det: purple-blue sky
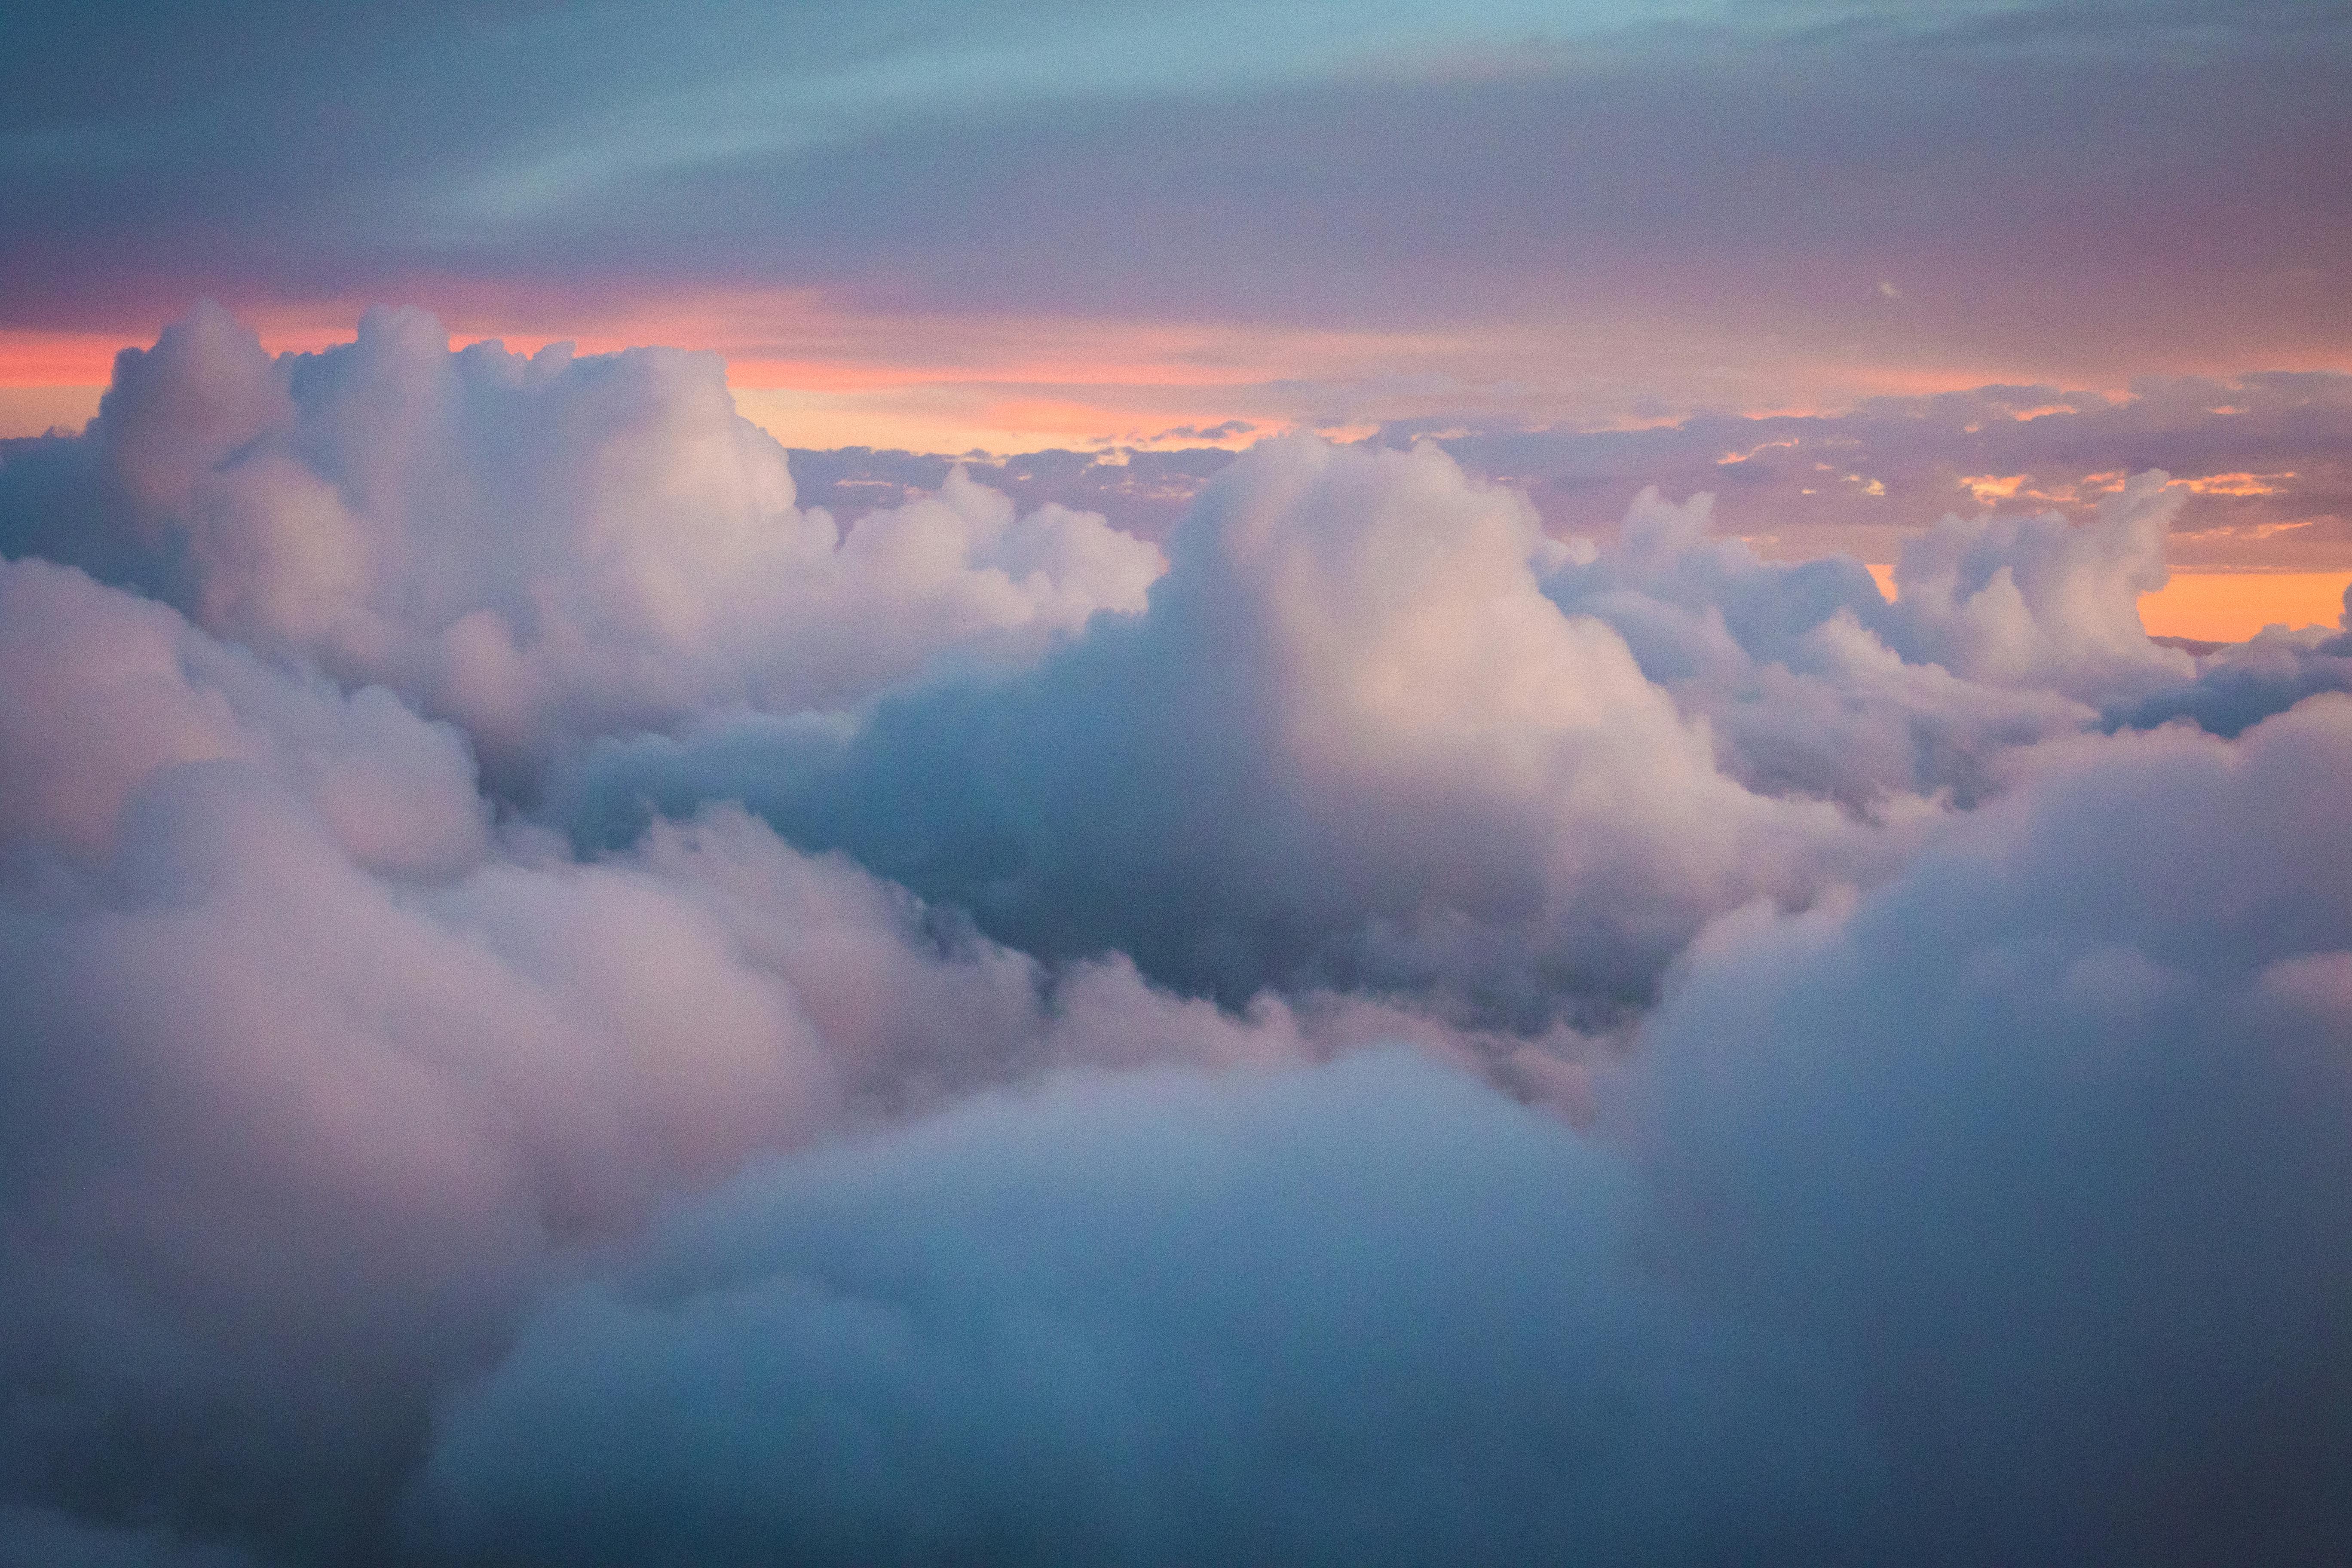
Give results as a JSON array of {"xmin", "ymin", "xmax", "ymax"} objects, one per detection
[{"xmin": 5, "ymin": 1, "xmax": 2348, "ymax": 538}]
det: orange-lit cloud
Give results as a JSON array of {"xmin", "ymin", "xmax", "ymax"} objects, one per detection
[{"xmin": 2177, "ymin": 471, "xmax": 2296, "ymax": 496}]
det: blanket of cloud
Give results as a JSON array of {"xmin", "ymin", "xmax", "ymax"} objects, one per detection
[{"xmin": 1, "ymin": 310, "xmax": 2350, "ymax": 1565}]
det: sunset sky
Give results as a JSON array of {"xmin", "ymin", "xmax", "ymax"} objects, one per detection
[
  {"xmin": 6, "ymin": 0, "xmax": 2349, "ymax": 632},
  {"xmin": 4, "ymin": 7, "xmax": 2352, "ymax": 1565}
]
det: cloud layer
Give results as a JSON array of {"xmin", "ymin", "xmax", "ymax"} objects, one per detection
[
  {"xmin": 0, "ymin": 309, "xmax": 2347, "ymax": 1565},
  {"xmin": 789, "ymin": 369, "xmax": 2352, "ymax": 574}
]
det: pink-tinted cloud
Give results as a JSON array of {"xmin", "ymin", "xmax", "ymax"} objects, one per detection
[{"xmin": 0, "ymin": 301, "xmax": 2348, "ymax": 1567}]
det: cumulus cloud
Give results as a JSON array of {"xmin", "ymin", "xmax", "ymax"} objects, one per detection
[
  {"xmin": 423, "ymin": 705, "xmax": 2352, "ymax": 1568},
  {"xmin": 1631, "ymin": 693, "xmax": 2352, "ymax": 1564},
  {"xmin": 0, "ymin": 304, "xmax": 1162, "ymax": 787},
  {"xmin": 563, "ymin": 436, "xmax": 1895, "ymax": 1020},
  {"xmin": 572, "ymin": 440, "xmax": 2214, "ymax": 1013},
  {"xmin": 0, "ymin": 556, "xmax": 485, "ymax": 872},
  {"xmin": 1883, "ymin": 471, "xmax": 2191, "ymax": 696},
  {"xmin": 2, "ymin": 307, "xmax": 2348, "ymax": 1565},
  {"xmin": 1535, "ymin": 485, "xmax": 2092, "ymax": 805},
  {"xmin": 415, "ymin": 1053, "xmax": 1877, "ymax": 1568},
  {"xmin": 0, "ymin": 560, "xmax": 1404, "ymax": 1561}
]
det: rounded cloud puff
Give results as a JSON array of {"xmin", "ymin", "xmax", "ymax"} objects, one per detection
[
  {"xmin": 1, "ymin": 304, "xmax": 1164, "ymax": 786},
  {"xmin": 416, "ymin": 1053, "xmax": 1876, "ymax": 1568},
  {"xmin": 1885, "ymin": 469, "xmax": 2195, "ymax": 701},
  {"xmin": 1538, "ymin": 486, "xmax": 2096, "ymax": 805},
  {"xmin": 567, "ymin": 437, "xmax": 1888, "ymax": 1019},
  {"xmin": 0, "ymin": 556, "xmax": 486, "ymax": 873},
  {"xmin": 1633, "ymin": 694, "xmax": 2352, "ymax": 1563}
]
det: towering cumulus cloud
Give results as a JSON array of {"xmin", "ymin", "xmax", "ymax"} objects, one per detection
[
  {"xmin": 564, "ymin": 438, "xmax": 1887, "ymax": 1018},
  {"xmin": 0, "ymin": 308, "xmax": 2346, "ymax": 1565}
]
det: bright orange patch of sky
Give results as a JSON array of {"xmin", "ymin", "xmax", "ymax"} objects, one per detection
[
  {"xmin": 1865, "ymin": 564, "xmax": 2352, "ymax": 645},
  {"xmin": 2137, "ymin": 573, "xmax": 2352, "ymax": 643}
]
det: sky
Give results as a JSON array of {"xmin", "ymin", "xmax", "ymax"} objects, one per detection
[
  {"xmin": 5, "ymin": 0, "xmax": 2350, "ymax": 617},
  {"xmin": 3, "ymin": 6, "xmax": 2352, "ymax": 1566}
]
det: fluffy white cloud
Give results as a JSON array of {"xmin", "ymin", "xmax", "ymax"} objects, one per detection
[
  {"xmin": 564, "ymin": 437, "xmax": 1903, "ymax": 1018},
  {"xmin": 1537, "ymin": 486, "xmax": 2094, "ymax": 805},
  {"xmin": 2, "ymin": 309, "xmax": 2346, "ymax": 1565},
  {"xmin": 0, "ymin": 556, "xmax": 485, "ymax": 872},
  {"xmin": 422, "ymin": 696, "xmax": 2352, "ymax": 1567},
  {"xmin": 0, "ymin": 562, "xmax": 1448, "ymax": 1561},
  {"xmin": 1883, "ymin": 469, "xmax": 2194, "ymax": 701},
  {"xmin": 0, "ymin": 304, "xmax": 1162, "ymax": 785}
]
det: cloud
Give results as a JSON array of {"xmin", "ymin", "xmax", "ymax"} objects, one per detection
[
  {"xmin": 415, "ymin": 1051, "xmax": 1879, "ymax": 1568},
  {"xmin": 771, "ymin": 370, "xmax": 2352, "ymax": 575},
  {"xmin": 566, "ymin": 437, "xmax": 2205, "ymax": 1013},
  {"xmin": 781, "ymin": 444, "xmax": 1241, "ymax": 543},
  {"xmin": 1407, "ymin": 372, "xmax": 2352, "ymax": 571},
  {"xmin": 1630, "ymin": 693, "xmax": 2352, "ymax": 1562},
  {"xmin": 0, "ymin": 557, "xmax": 1428, "ymax": 1560},
  {"xmin": 5, "ymin": 0, "xmax": 2346, "ymax": 422},
  {"xmin": 1533, "ymin": 484, "xmax": 2095, "ymax": 805},
  {"xmin": 0, "ymin": 305, "xmax": 1162, "ymax": 788},
  {"xmin": 2109, "ymin": 585, "xmax": 2352, "ymax": 736},
  {"xmin": 1, "ymin": 306, "xmax": 2349, "ymax": 1563},
  {"xmin": 0, "ymin": 555, "xmax": 485, "ymax": 871},
  {"xmin": 424, "ymin": 697, "xmax": 2352, "ymax": 1567},
  {"xmin": 561, "ymin": 435, "xmax": 1893, "ymax": 1020},
  {"xmin": 1881, "ymin": 470, "xmax": 2193, "ymax": 700}
]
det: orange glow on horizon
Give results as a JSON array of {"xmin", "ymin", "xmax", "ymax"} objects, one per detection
[
  {"xmin": 0, "ymin": 295, "xmax": 1468, "ymax": 453},
  {"xmin": 1864, "ymin": 564, "xmax": 2352, "ymax": 645},
  {"xmin": 9, "ymin": 293, "xmax": 2336, "ymax": 456},
  {"xmin": 2137, "ymin": 572, "xmax": 2352, "ymax": 643}
]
